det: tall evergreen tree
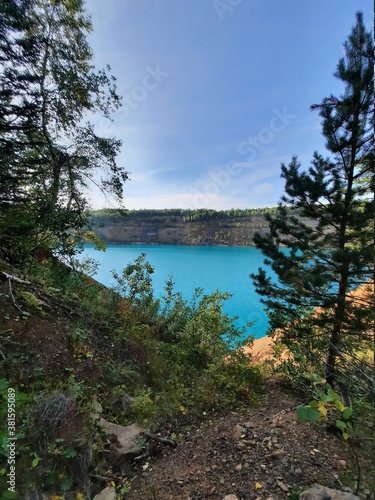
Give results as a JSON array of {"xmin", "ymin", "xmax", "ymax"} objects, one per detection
[
  {"xmin": 0, "ymin": 0, "xmax": 128, "ymax": 260},
  {"xmin": 251, "ymin": 12, "xmax": 374, "ymax": 393}
]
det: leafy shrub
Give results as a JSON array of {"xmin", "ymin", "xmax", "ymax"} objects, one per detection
[
  {"xmin": 21, "ymin": 291, "xmax": 43, "ymax": 314},
  {"xmin": 112, "ymin": 253, "xmax": 159, "ymax": 320},
  {"xmin": 111, "ymin": 254, "xmax": 261, "ymax": 416},
  {"xmin": 129, "ymin": 388, "xmax": 155, "ymax": 423}
]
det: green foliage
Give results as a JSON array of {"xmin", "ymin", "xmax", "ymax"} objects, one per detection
[
  {"xmin": 0, "ymin": 378, "xmax": 101, "ymax": 496},
  {"xmin": 91, "ymin": 207, "xmax": 280, "ymax": 224},
  {"xmin": 117, "ymin": 481, "xmax": 132, "ymax": 497},
  {"xmin": 106, "ymin": 361, "xmax": 140, "ymax": 386},
  {"xmin": 105, "ymin": 252, "xmax": 261, "ymax": 421},
  {"xmin": 297, "ymin": 376, "xmax": 354, "ymax": 440},
  {"xmin": 111, "ymin": 253, "xmax": 259, "ymax": 417},
  {"xmin": 68, "ymin": 326, "xmax": 87, "ymax": 344},
  {"xmin": 112, "ymin": 253, "xmax": 159, "ymax": 319},
  {"xmin": 130, "ymin": 388, "xmax": 155, "ymax": 423},
  {"xmin": 20, "ymin": 291, "xmax": 43, "ymax": 316},
  {"xmin": 288, "ymin": 485, "xmax": 303, "ymax": 500},
  {"xmin": 0, "ymin": 226, "xmax": 264, "ymax": 494},
  {"xmin": 251, "ymin": 13, "xmax": 374, "ymax": 396},
  {"xmin": 191, "ymin": 354, "xmax": 262, "ymax": 409},
  {"xmin": 0, "ymin": 0, "xmax": 128, "ymax": 262},
  {"xmin": 0, "ymin": 259, "xmax": 264, "ymax": 496}
]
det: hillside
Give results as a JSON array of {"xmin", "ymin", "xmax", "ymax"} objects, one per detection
[
  {"xmin": 127, "ymin": 376, "xmax": 366, "ymax": 500},
  {"xmin": 90, "ymin": 209, "xmax": 314, "ymax": 246},
  {"xmin": 0, "ymin": 257, "xmax": 373, "ymax": 498}
]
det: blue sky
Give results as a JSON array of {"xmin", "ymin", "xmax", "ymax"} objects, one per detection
[{"xmin": 85, "ymin": 0, "xmax": 372, "ymax": 210}]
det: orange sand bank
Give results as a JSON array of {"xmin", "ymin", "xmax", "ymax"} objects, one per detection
[
  {"xmin": 246, "ymin": 282, "xmax": 374, "ymax": 362},
  {"xmin": 246, "ymin": 335, "xmax": 275, "ymax": 362}
]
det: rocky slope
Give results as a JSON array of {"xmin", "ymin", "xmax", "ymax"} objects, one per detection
[
  {"xmin": 126, "ymin": 377, "xmax": 368, "ymax": 500},
  {"xmin": 1, "ymin": 260, "xmax": 372, "ymax": 499},
  {"xmin": 90, "ymin": 209, "xmax": 319, "ymax": 246},
  {"xmin": 91, "ymin": 212, "xmax": 270, "ymax": 246}
]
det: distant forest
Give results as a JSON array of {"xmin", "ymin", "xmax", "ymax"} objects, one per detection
[{"xmin": 91, "ymin": 207, "xmax": 281, "ymax": 223}]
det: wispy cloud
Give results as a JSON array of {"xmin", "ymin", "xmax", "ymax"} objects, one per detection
[{"xmin": 85, "ymin": 0, "xmax": 371, "ymax": 210}]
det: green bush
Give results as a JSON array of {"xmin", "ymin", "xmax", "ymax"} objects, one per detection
[{"xmin": 111, "ymin": 254, "xmax": 261, "ymax": 416}]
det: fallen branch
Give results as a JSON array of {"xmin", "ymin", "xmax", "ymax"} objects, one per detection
[
  {"xmin": 42, "ymin": 294, "xmax": 84, "ymax": 318},
  {"xmin": 2, "ymin": 272, "xmax": 30, "ymax": 285},
  {"xmin": 7, "ymin": 278, "xmax": 22, "ymax": 313},
  {"xmin": 143, "ymin": 431, "xmax": 177, "ymax": 448},
  {"xmin": 134, "ymin": 432, "xmax": 177, "ymax": 461},
  {"xmin": 134, "ymin": 450, "xmax": 152, "ymax": 461},
  {"xmin": 89, "ymin": 473, "xmax": 120, "ymax": 483},
  {"xmin": 0, "ymin": 329, "xmax": 13, "ymax": 335}
]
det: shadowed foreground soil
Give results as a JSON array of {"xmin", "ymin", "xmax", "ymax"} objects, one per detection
[{"xmin": 127, "ymin": 377, "xmax": 372, "ymax": 500}]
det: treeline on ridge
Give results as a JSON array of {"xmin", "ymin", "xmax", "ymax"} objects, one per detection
[{"xmin": 91, "ymin": 207, "xmax": 281, "ymax": 223}]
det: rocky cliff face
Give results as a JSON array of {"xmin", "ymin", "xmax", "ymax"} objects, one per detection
[{"xmin": 91, "ymin": 213, "xmax": 271, "ymax": 246}]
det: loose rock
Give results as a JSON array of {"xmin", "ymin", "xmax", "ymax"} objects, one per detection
[
  {"xmin": 232, "ymin": 424, "xmax": 244, "ymax": 439},
  {"xmin": 122, "ymin": 393, "xmax": 137, "ymax": 412},
  {"xmin": 276, "ymin": 479, "xmax": 289, "ymax": 492},
  {"xmin": 300, "ymin": 484, "xmax": 360, "ymax": 500},
  {"xmin": 93, "ymin": 486, "xmax": 116, "ymax": 500},
  {"xmin": 99, "ymin": 418, "xmax": 146, "ymax": 466}
]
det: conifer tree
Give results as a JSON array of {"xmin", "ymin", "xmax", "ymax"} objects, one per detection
[
  {"xmin": 251, "ymin": 12, "xmax": 374, "ymax": 392},
  {"xmin": 0, "ymin": 0, "xmax": 128, "ymax": 260}
]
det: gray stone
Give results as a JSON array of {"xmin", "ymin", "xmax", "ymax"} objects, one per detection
[
  {"xmin": 271, "ymin": 449, "xmax": 284, "ymax": 458},
  {"xmin": 276, "ymin": 480, "xmax": 289, "ymax": 492},
  {"xmin": 243, "ymin": 421, "xmax": 254, "ymax": 428},
  {"xmin": 93, "ymin": 486, "xmax": 116, "ymax": 500},
  {"xmin": 333, "ymin": 459, "xmax": 347, "ymax": 469},
  {"xmin": 223, "ymin": 495, "xmax": 239, "ymax": 500},
  {"xmin": 232, "ymin": 424, "xmax": 244, "ymax": 439},
  {"xmin": 99, "ymin": 418, "xmax": 146, "ymax": 466},
  {"xmin": 122, "ymin": 393, "xmax": 137, "ymax": 412},
  {"xmin": 91, "ymin": 398, "xmax": 103, "ymax": 415},
  {"xmin": 38, "ymin": 299, "xmax": 52, "ymax": 312},
  {"xmin": 300, "ymin": 484, "xmax": 360, "ymax": 500}
]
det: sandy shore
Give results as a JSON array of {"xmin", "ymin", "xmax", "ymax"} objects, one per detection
[
  {"xmin": 245, "ymin": 335, "xmax": 275, "ymax": 362},
  {"xmin": 245, "ymin": 282, "xmax": 374, "ymax": 363}
]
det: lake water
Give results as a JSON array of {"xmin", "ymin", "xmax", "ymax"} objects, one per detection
[{"xmin": 80, "ymin": 245, "xmax": 273, "ymax": 339}]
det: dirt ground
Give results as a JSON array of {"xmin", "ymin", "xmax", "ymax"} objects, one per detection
[
  {"xmin": 127, "ymin": 376, "xmax": 372, "ymax": 500},
  {"xmin": 126, "ymin": 284, "xmax": 374, "ymax": 500}
]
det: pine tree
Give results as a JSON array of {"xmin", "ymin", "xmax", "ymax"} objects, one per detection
[{"xmin": 251, "ymin": 12, "xmax": 374, "ymax": 393}]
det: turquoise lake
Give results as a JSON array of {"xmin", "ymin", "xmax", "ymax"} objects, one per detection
[{"xmin": 80, "ymin": 245, "xmax": 274, "ymax": 340}]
